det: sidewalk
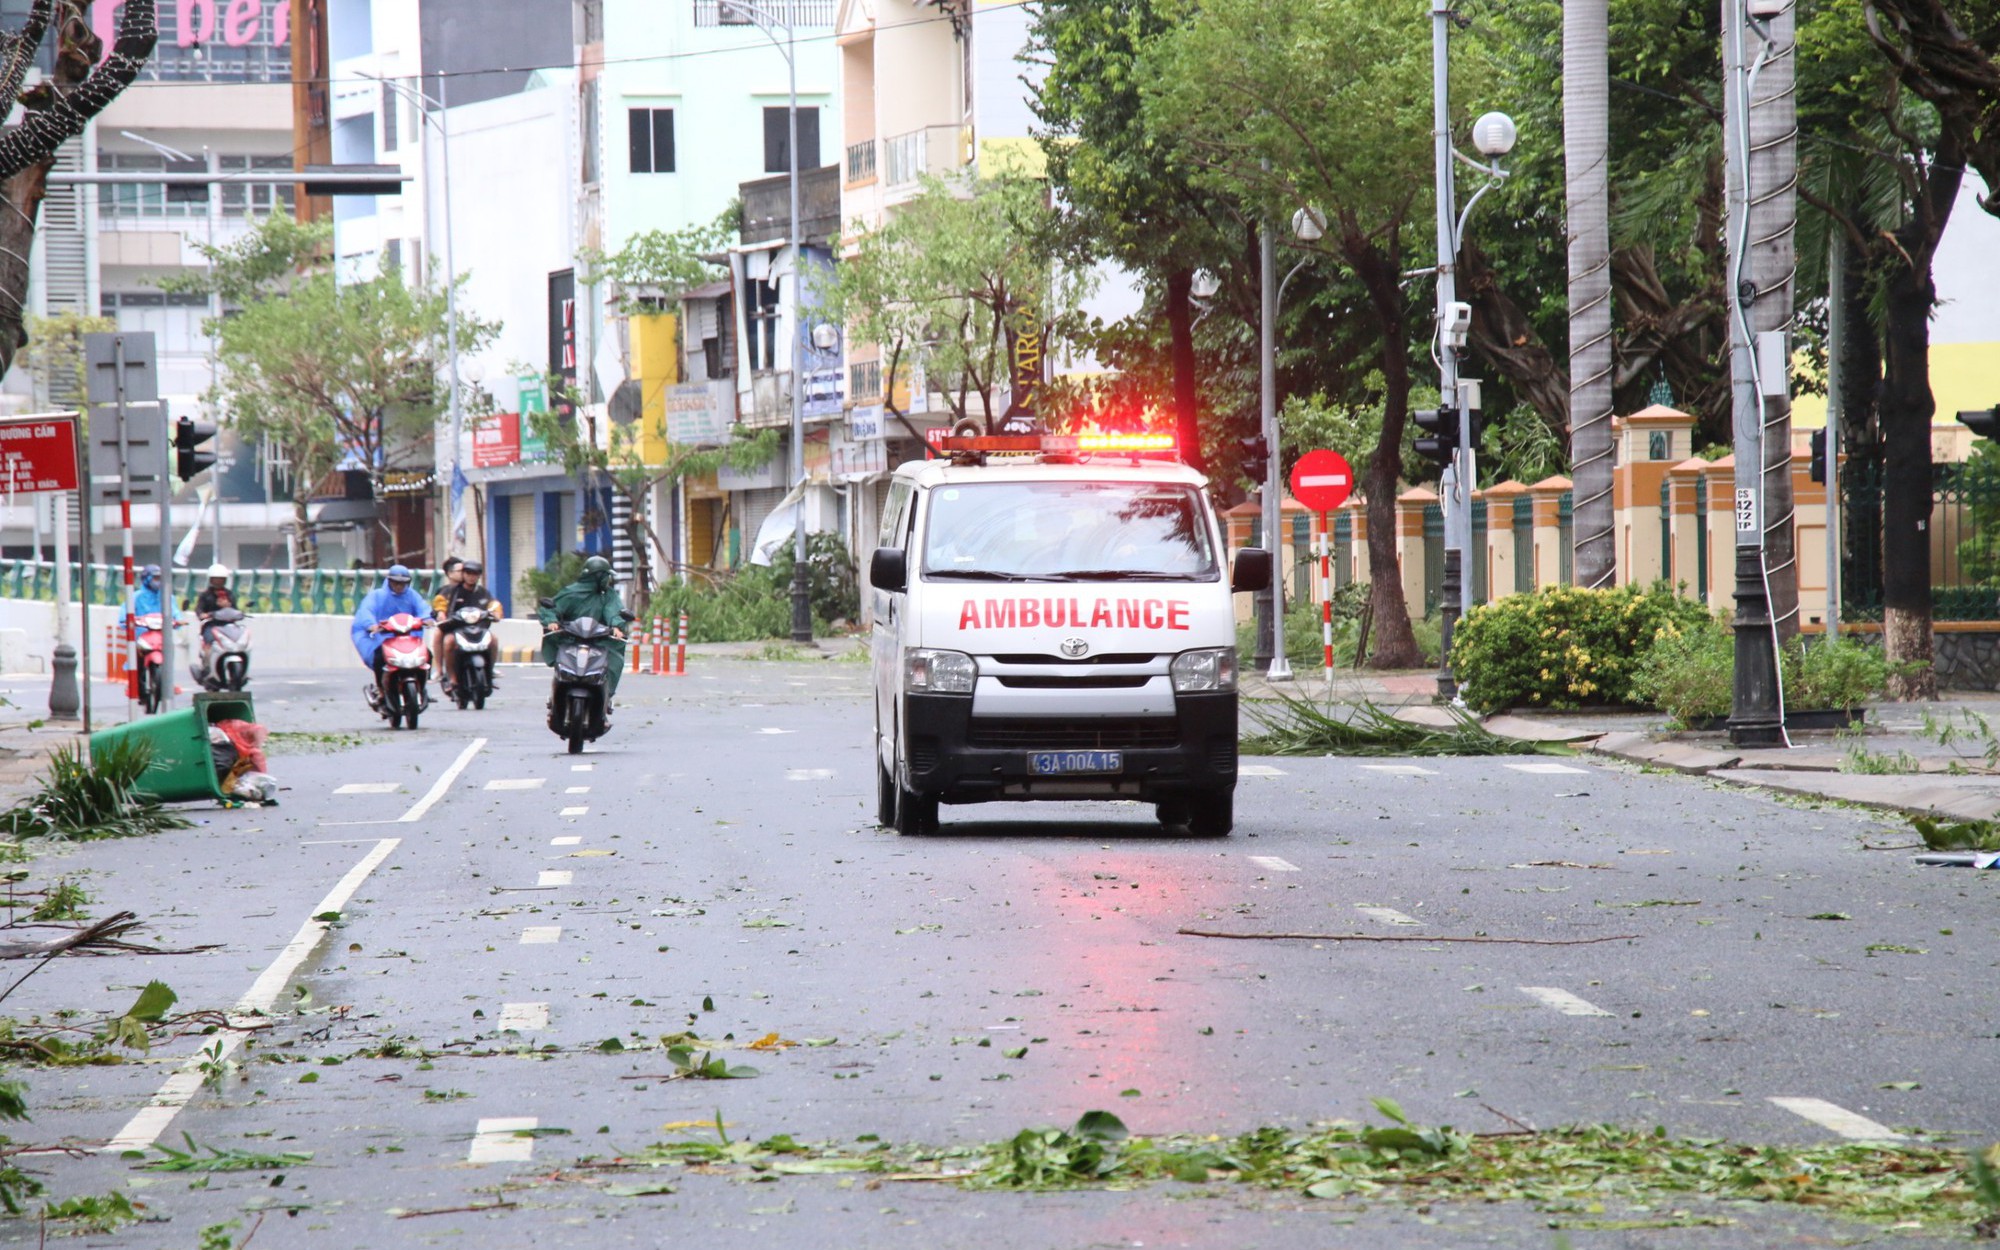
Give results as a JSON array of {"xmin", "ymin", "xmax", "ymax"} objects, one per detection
[{"xmin": 0, "ymin": 719, "xmax": 86, "ymax": 808}]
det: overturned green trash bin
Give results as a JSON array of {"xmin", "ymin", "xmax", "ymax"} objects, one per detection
[{"xmin": 87, "ymin": 692, "xmax": 256, "ymax": 803}]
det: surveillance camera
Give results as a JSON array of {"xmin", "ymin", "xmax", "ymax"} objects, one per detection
[{"xmin": 1441, "ymin": 300, "xmax": 1472, "ymax": 348}]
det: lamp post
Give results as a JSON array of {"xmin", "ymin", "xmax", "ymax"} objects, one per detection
[
  {"xmin": 1255, "ymin": 206, "xmax": 1325, "ymax": 681},
  {"xmin": 362, "ymin": 72, "xmax": 460, "ymax": 560},
  {"xmin": 1428, "ymin": 0, "xmax": 1515, "ymax": 699}
]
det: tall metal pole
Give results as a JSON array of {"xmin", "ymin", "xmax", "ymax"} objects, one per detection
[
  {"xmin": 786, "ymin": 14, "xmax": 812, "ymax": 644},
  {"xmin": 114, "ymin": 337, "xmax": 136, "ymax": 721},
  {"xmin": 1431, "ymin": 0, "xmax": 1465, "ymax": 700},
  {"xmin": 1259, "ymin": 216, "xmax": 1291, "ymax": 681},
  {"xmin": 439, "ymin": 75, "xmax": 462, "ymax": 562},
  {"xmin": 1823, "ymin": 227, "xmax": 1843, "ymax": 643}
]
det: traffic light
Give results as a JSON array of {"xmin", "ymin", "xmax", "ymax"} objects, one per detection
[
  {"xmin": 1808, "ymin": 428, "xmax": 1827, "ymax": 483},
  {"xmin": 1959, "ymin": 406, "xmax": 2000, "ymax": 441},
  {"xmin": 174, "ymin": 416, "xmax": 217, "ymax": 481},
  {"xmin": 1412, "ymin": 407, "xmax": 1456, "ymax": 468},
  {"xmin": 1239, "ymin": 433, "xmax": 1270, "ymax": 485}
]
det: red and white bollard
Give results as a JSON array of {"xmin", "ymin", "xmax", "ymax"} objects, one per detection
[
  {"xmin": 675, "ymin": 611, "xmax": 689, "ymax": 676},
  {"xmin": 1315, "ymin": 512, "xmax": 1333, "ymax": 696}
]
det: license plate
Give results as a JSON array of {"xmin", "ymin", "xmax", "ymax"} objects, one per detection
[{"xmin": 1029, "ymin": 750, "xmax": 1123, "ymax": 775}]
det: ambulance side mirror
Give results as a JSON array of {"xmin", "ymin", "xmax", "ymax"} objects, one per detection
[
  {"xmin": 1231, "ymin": 548, "xmax": 1272, "ymax": 594},
  {"xmin": 870, "ymin": 547, "xmax": 908, "ymax": 594}
]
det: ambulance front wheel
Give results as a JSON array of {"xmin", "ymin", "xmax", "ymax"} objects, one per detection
[
  {"xmin": 895, "ymin": 782, "xmax": 938, "ymax": 836},
  {"xmin": 1186, "ymin": 789, "xmax": 1233, "ymax": 838}
]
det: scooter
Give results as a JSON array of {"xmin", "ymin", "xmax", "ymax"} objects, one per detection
[
  {"xmin": 131, "ymin": 613, "xmax": 167, "ymax": 714},
  {"xmin": 369, "ymin": 612, "xmax": 433, "ymax": 731},
  {"xmin": 442, "ymin": 604, "xmax": 497, "ymax": 710},
  {"xmin": 547, "ymin": 614, "xmax": 624, "ymax": 754},
  {"xmin": 194, "ymin": 608, "xmax": 252, "ymax": 692}
]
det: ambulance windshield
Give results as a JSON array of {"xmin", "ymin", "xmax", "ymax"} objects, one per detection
[{"xmin": 922, "ymin": 481, "xmax": 1219, "ymax": 582}]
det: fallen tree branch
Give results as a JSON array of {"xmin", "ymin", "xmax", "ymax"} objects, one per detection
[
  {"xmin": 0, "ymin": 911, "xmax": 140, "ymax": 958},
  {"xmin": 394, "ymin": 1200, "xmax": 518, "ymax": 1219},
  {"xmin": 1176, "ymin": 927, "xmax": 1639, "ymax": 946}
]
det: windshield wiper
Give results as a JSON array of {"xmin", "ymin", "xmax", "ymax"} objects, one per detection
[
  {"xmin": 1043, "ymin": 569, "xmax": 1204, "ymax": 582},
  {"xmin": 925, "ymin": 569, "xmax": 1035, "ymax": 581}
]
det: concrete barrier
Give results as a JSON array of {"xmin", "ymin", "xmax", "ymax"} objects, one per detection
[{"xmin": 0, "ymin": 599, "xmax": 544, "ymax": 675}]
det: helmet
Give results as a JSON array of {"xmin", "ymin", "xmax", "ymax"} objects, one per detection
[
  {"xmin": 386, "ymin": 563, "xmax": 413, "ymax": 588},
  {"xmin": 207, "ymin": 563, "xmax": 230, "ymax": 581},
  {"xmin": 584, "ymin": 556, "xmax": 611, "ymax": 576},
  {"xmin": 460, "ymin": 559, "xmax": 484, "ymax": 577},
  {"xmin": 140, "ymin": 564, "xmax": 161, "ymax": 588}
]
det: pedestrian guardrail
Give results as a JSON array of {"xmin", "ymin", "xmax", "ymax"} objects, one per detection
[{"xmin": 0, "ymin": 561, "xmax": 448, "ymax": 616}]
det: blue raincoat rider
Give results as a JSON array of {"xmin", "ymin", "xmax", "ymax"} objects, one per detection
[
  {"xmin": 351, "ymin": 565, "xmax": 428, "ymax": 701},
  {"xmin": 121, "ymin": 565, "xmax": 164, "ymax": 633}
]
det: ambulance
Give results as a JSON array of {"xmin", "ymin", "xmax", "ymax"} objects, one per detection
[{"xmin": 868, "ymin": 431, "xmax": 1273, "ymax": 837}]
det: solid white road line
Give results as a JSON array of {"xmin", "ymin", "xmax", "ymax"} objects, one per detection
[
  {"xmin": 537, "ymin": 870, "xmax": 572, "ymax": 887},
  {"xmin": 468, "ymin": 1117, "xmax": 539, "ymax": 1164},
  {"xmin": 102, "ymin": 837, "xmax": 403, "ymax": 1153},
  {"xmin": 550, "ymin": 836, "xmax": 582, "ymax": 847},
  {"xmin": 1359, "ymin": 764, "xmax": 1438, "ymax": 776},
  {"xmin": 1518, "ymin": 986, "xmax": 1612, "ymax": 1017},
  {"xmin": 1506, "ymin": 762, "xmax": 1592, "ymax": 775},
  {"xmin": 334, "ymin": 782, "xmax": 399, "ymax": 795},
  {"xmin": 484, "ymin": 778, "xmax": 546, "ymax": 791},
  {"xmin": 316, "ymin": 738, "xmax": 487, "ymax": 827},
  {"xmin": 1248, "ymin": 855, "xmax": 1301, "ymax": 872},
  {"xmin": 1768, "ymin": 1097, "xmax": 1906, "ymax": 1141},
  {"xmin": 497, "ymin": 1003, "xmax": 550, "ymax": 1032},
  {"xmin": 1238, "ymin": 764, "xmax": 1288, "ymax": 777},
  {"xmin": 520, "ymin": 926, "xmax": 562, "ymax": 945},
  {"xmin": 1357, "ymin": 905, "xmax": 1421, "ymax": 926},
  {"xmin": 786, "ymin": 768, "xmax": 835, "ymax": 781},
  {"xmin": 559, "ymin": 806, "xmax": 589, "ymax": 817}
]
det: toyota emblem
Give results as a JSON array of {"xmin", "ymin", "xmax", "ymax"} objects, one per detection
[{"xmin": 1059, "ymin": 637, "xmax": 1090, "ymax": 658}]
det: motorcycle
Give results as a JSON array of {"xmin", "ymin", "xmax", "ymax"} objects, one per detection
[
  {"xmin": 546, "ymin": 614, "xmax": 625, "ymax": 754},
  {"xmin": 194, "ymin": 608, "xmax": 252, "ymax": 692},
  {"xmin": 130, "ymin": 613, "xmax": 167, "ymax": 714},
  {"xmin": 369, "ymin": 612, "xmax": 433, "ymax": 731},
  {"xmin": 442, "ymin": 604, "xmax": 497, "ymax": 710}
]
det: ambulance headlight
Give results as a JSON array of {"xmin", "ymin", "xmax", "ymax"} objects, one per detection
[
  {"xmin": 1170, "ymin": 647, "xmax": 1237, "ymax": 693},
  {"xmin": 906, "ymin": 648, "xmax": 977, "ymax": 694}
]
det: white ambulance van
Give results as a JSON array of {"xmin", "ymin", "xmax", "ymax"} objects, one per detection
[{"xmin": 868, "ymin": 432, "xmax": 1273, "ymax": 837}]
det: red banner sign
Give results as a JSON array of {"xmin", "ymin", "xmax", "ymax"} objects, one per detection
[
  {"xmin": 472, "ymin": 412, "xmax": 521, "ymax": 468},
  {"xmin": 0, "ymin": 417, "xmax": 79, "ymax": 494}
]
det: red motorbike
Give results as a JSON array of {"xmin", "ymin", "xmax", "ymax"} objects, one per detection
[
  {"xmin": 130, "ymin": 613, "xmax": 167, "ymax": 715},
  {"xmin": 370, "ymin": 612, "xmax": 434, "ymax": 731}
]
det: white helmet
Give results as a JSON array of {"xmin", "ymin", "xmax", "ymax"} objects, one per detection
[{"xmin": 207, "ymin": 563, "xmax": 230, "ymax": 580}]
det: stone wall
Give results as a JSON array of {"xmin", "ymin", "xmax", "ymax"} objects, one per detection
[{"xmin": 1933, "ymin": 630, "xmax": 2000, "ymax": 691}]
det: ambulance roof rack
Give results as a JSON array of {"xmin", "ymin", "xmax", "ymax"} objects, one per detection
[{"xmin": 937, "ymin": 432, "xmax": 1180, "ymax": 467}]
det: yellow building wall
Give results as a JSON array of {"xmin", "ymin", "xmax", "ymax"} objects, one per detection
[
  {"xmin": 630, "ymin": 313, "xmax": 680, "ymax": 466},
  {"xmin": 1793, "ymin": 341, "xmax": 2000, "ymax": 462}
]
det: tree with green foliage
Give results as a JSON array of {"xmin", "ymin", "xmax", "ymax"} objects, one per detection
[
  {"xmin": 825, "ymin": 174, "xmax": 1092, "ymax": 437},
  {"xmin": 580, "ymin": 204, "xmax": 740, "ymax": 312},
  {"xmin": 162, "ymin": 214, "xmax": 498, "ymax": 567},
  {"xmin": 19, "ymin": 310, "xmax": 114, "ymax": 406}
]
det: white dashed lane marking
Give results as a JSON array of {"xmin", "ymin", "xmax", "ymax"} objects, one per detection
[
  {"xmin": 333, "ymin": 782, "xmax": 399, "ymax": 795},
  {"xmin": 757, "ymin": 728, "xmax": 796, "ymax": 735},
  {"xmin": 1357, "ymin": 905, "xmax": 1421, "ymax": 926},
  {"xmin": 484, "ymin": 778, "xmax": 546, "ymax": 791},
  {"xmin": 565, "ymin": 786, "xmax": 590, "ymax": 794},
  {"xmin": 468, "ymin": 1117, "xmax": 538, "ymax": 1164},
  {"xmin": 1519, "ymin": 986, "xmax": 1612, "ymax": 1017},
  {"xmin": 1768, "ymin": 1097, "xmax": 1905, "ymax": 1141},
  {"xmin": 571, "ymin": 763, "xmax": 593, "ymax": 772},
  {"xmin": 1506, "ymin": 762, "xmax": 1592, "ymax": 775},
  {"xmin": 1359, "ymin": 764, "xmax": 1437, "ymax": 776},
  {"xmin": 560, "ymin": 806, "xmax": 589, "ymax": 817},
  {"xmin": 537, "ymin": 870, "xmax": 572, "ymax": 887},
  {"xmin": 497, "ymin": 1003, "xmax": 549, "ymax": 1032},
  {"xmin": 550, "ymin": 836, "xmax": 582, "ymax": 847},
  {"xmin": 787, "ymin": 769, "xmax": 835, "ymax": 781},
  {"xmin": 1248, "ymin": 855, "xmax": 1300, "ymax": 872},
  {"xmin": 520, "ymin": 926, "xmax": 562, "ymax": 945},
  {"xmin": 1238, "ymin": 764, "xmax": 1287, "ymax": 777}
]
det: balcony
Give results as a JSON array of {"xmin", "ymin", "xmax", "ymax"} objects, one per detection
[
  {"xmin": 694, "ymin": 0, "xmax": 836, "ymax": 27},
  {"xmin": 881, "ymin": 125, "xmax": 969, "ymax": 190},
  {"xmin": 845, "ymin": 139, "xmax": 876, "ymax": 187}
]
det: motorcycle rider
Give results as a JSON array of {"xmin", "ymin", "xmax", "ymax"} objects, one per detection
[
  {"xmin": 121, "ymin": 564, "xmax": 164, "ymax": 633},
  {"xmin": 538, "ymin": 555, "xmax": 628, "ymax": 712},
  {"xmin": 193, "ymin": 563, "xmax": 236, "ymax": 678},
  {"xmin": 351, "ymin": 565, "xmax": 430, "ymax": 708},
  {"xmin": 437, "ymin": 558, "xmax": 502, "ymax": 693},
  {"xmin": 430, "ymin": 557, "xmax": 463, "ymax": 682}
]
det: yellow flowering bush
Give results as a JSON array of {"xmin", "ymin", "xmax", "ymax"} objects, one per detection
[{"xmin": 1450, "ymin": 584, "xmax": 1715, "ymax": 713}]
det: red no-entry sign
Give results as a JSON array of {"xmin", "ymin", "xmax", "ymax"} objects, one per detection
[
  {"xmin": 1289, "ymin": 448, "xmax": 1354, "ymax": 512},
  {"xmin": 0, "ymin": 416, "xmax": 80, "ymax": 494}
]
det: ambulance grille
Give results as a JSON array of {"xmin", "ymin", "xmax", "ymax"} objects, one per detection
[
  {"xmin": 990, "ymin": 653, "xmax": 1156, "ymax": 666},
  {"xmin": 968, "ymin": 717, "xmax": 1180, "ymax": 750},
  {"xmin": 993, "ymin": 675, "xmax": 1150, "ymax": 689}
]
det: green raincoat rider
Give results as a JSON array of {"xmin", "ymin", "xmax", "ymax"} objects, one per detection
[{"xmin": 538, "ymin": 556, "xmax": 629, "ymax": 696}]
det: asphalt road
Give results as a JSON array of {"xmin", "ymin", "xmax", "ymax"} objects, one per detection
[{"xmin": 0, "ymin": 658, "xmax": 1991, "ymax": 1248}]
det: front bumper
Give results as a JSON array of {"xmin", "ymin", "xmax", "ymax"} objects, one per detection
[{"xmin": 901, "ymin": 691, "xmax": 1238, "ymax": 804}]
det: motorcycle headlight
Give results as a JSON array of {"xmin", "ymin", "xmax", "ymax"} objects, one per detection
[
  {"xmin": 1170, "ymin": 647, "xmax": 1238, "ymax": 693},
  {"xmin": 905, "ymin": 648, "xmax": 976, "ymax": 694}
]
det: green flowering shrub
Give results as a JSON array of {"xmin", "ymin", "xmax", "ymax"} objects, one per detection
[
  {"xmin": 1450, "ymin": 584, "xmax": 1715, "ymax": 713},
  {"xmin": 1628, "ymin": 619, "xmax": 1892, "ymax": 726}
]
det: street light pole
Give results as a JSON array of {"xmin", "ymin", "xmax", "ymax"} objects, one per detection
[
  {"xmin": 1258, "ymin": 217, "xmax": 1291, "ymax": 681},
  {"xmin": 785, "ymin": 11, "xmax": 812, "ymax": 644}
]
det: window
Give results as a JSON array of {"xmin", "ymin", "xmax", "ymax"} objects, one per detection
[
  {"xmin": 849, "ymin": 359, "xmax": 880, "ymax": 403},
  {"xmin": 581, "ymin": 80, "xmax": 600, "ymax": 185},
  {"xmin": 743, "ymin": 278, "xmax": 780, "ymax": 372},
  {"xmin": 762, "ymin": 106, "xmax": 820, "ymax": 173},
  {"xmin": 922, "ymin": 482, "xmax": 1219, "ymax": 582},
  {"xmin": 381, "ymin": 83, "xmax": 399, "ymax": 152},
  {"xmin": 628, "ymin": 107, "xmax": 675, "ymax": 174},
  {"xmin": 218, "ymin": 156, "xmax": 298, "ymax": 218}
]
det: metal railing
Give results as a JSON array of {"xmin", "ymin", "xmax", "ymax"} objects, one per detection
[
  {"xmin": 693, "ymin": 0, "xmax": 836, "ymax": 26},
  {"xmin": 0, "ymin": 562, "xmax": 449, "ymax": 616},
  {"xmin": 1841, "ymin": 456, "xmax": 2000, "ymax": 621},
  {"xmin": 845, "ymin": 139, "xmax": 877, "ymax": 186},
  {"xmin": 881, "ymin": 125, "xmax": 969, "ymax": 189}
]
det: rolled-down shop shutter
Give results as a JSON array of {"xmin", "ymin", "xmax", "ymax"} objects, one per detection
[{"xmin": 737, "ymin": 486, "xmax": 788, "ymax": 561}]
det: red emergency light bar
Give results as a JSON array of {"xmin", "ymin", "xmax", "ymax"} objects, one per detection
[{"xmin": 938, "ymin": 432, "xmax": 1179, "ymax": 457}]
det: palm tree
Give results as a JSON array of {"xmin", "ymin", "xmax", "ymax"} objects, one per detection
[{"xmin": 1564, "ymin": 0, "xmax": 1616, "ymax": 590}]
